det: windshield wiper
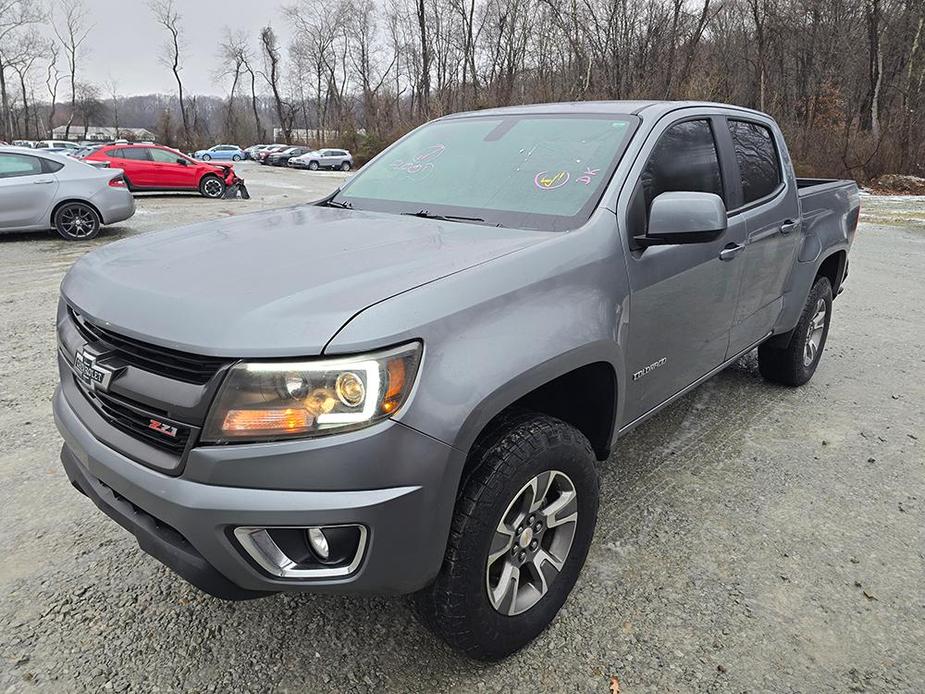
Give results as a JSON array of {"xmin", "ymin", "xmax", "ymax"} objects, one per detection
[
  {"xmin": 401, "ymin": 209, "xmax": 486, "ymax": 224},
  {"xmin": 322, "ymin": 197, "xmax": 353, "ymax": 209}
]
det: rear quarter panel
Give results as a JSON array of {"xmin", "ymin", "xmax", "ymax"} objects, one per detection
[{"xmin": 774, "ymin": 180, "xmax": 859, "ymax": 333}]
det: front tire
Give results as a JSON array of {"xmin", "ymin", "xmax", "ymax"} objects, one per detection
[
  {"xmin": 201, "ymin": 154, "xmax": 211, "ymax": 161},
  {"xmin": 758, "ymin": 276, "xmax": 833, "ymax": 386},
  {"xmin": 308, "ymin": 161, "xmax": 319, "ymax": 171},
  {"xmin": 413, "ymin": 412, "xmax": 599, "ymax": 661},
  {"xmin": 199, "ymin": 174, "xmax": 226, "ymax": 199},
  {"xmin": 340, "ymin": 161, "xmax": 351, "ymax": 171},
  {"xmin": 54, "ymin": 202, "xmax": 101, "ymax": 241}
]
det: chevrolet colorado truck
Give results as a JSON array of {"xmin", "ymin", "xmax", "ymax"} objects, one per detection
[{"xmin": 54, "ymin": 101, "xmax": 859, "ymax": 660}]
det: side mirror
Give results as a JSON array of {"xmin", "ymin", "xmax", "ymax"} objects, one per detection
[
  {"xmin": 640, "ymin": 191, "xmax": 727, "ymax": 245},
  {"xmin": 176, "ymin": 158, "xmax": 188, "ymax": 166}
]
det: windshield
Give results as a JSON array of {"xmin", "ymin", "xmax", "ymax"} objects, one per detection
[{"xmin": 334, "ymin": 113, "xmax": 637, "ymax": 231}]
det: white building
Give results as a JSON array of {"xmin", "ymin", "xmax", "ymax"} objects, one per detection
[{"xmin": 51, "ymin": 126, "xmax": 156, "ymax": 142}]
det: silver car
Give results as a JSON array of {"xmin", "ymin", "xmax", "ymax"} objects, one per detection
[
  {"xmin": 0, "ymin": 147, "xmax": 135, "ymax": 241},
  {"xmin": 289, "ymin": 148, "xmax": 353, "ymax": 171}
]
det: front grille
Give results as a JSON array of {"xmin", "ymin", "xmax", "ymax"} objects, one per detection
[
  {"xmin": 76, "ymin": 378, "xmax": 192, "ymax": 455},
  {"xmin": 68, "ymin": 306, "xmax": 228, "ymax": 385}
]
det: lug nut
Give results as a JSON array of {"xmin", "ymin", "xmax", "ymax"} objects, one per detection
[
  {"xmin": 519, "ymin": 551, "xmax": 526, "ymax": 562},
  {"xmin": 511, "ymin": 545, "xmax": 518, "ymax": 555},
  {"xmin": 528, "ymin": 515, "xmax": 535, "ymax": 524},
  {"xmin": 530, "ymin": 540, "xmax": 538, "ymax": 550}
]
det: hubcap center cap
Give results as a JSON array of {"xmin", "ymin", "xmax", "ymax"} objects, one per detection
[{"xmin": 518, "ymin": 527, "xmax": 534, "ymax": 549}]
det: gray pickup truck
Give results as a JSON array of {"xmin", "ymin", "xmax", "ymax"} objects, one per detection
[{"xmin": 54, "ymin": 101, "xmax": 858, "ymax": 660}]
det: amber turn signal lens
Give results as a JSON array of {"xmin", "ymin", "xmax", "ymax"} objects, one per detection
[
  {"xmin": 381, "ymin": 358, "xmax": 407, "ymax": 414},
  {"xmin": 222, "ymin": 408, "xmax": 312, "ymax": 435}
]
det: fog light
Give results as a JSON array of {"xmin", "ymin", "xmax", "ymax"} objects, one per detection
[{"xmin": 307, "ymin": 527, "xmax": 330, "ymax": 560}]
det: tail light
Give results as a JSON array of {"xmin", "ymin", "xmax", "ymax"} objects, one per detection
[{"xmin": 109, "ymin": 176, "xmax": 127, "ymax": 188}]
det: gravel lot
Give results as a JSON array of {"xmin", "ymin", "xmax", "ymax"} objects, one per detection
[{"xmin": 1, "ymin": 164, "xmax": 922, "ymax": 693}]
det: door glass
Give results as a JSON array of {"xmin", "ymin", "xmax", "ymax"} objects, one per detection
[
  {"xmin": 727, "ymin": 120, "xmax": 781, "ymax": 204},
  {"xmin": 0, "ymin": 153, "xmax": 43, "ymax": 178},
  {"xmin": 149, "ymin": 148, "xmax": 183, "ymax": 164},
  {"xmin": 641, "ymin": 119, "xmax": 724, "ymax": 212},
  {"xmin": 120, "ymin": 148, "xmax": 151, "ymax": 161}
]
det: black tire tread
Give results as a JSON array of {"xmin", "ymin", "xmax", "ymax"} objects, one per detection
[
  {"xmin": 413, "ymin": 411, "xmax": 597, "ymax": 660},
  {"xmin": 758, "ymin": 276, "xmax": 832, "ymax": 386}
]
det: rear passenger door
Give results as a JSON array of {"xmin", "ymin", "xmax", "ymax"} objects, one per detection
[
  {"xmin": 722, "ymin": 118, "xmax": 802, "ymax": 355},
  {"xmin": 619, "ymin": 115, "xmax": 747, "ymax": 423}
]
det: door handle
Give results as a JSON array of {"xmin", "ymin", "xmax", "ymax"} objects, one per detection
[
  {"xmin": 34, "ymin": 178, "xmax": 55, "ymax": 185},
  {"xmin": 719, "ymin": 243, "xmax": 745, "ymax": 261},
  {"xmin": 780, "ymin": 219, "xmax": 800, "ymax": 235}
]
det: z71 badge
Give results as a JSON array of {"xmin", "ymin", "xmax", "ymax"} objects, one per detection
[{"xmin": 74, "ymin": 347, "xmax": 115, "ymax": 392}]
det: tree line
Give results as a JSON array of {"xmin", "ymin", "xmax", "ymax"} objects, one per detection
[{"xmin": 0, "ymin": 0, "xmax": 922, "ymax": 179}]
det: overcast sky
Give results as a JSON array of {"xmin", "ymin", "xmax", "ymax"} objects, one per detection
[{"xmin": 73, "ymin": 0, "xmax": 293, "ymax": 97}]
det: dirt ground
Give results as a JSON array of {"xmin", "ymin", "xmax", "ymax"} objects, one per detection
[{"xmin": 0, "ymin": 164, "xmax": 922, "ymax": 693}]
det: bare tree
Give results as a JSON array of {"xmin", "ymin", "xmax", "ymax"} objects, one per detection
[
  {"xmin": 149, "ymin": 0, "xmax": 191, "ymax": 147},
  {"xmin": 217, "ymin": 28, "xmax": 248, "ymax": 141},
  {"xmin": 52, "ymin": 0, "xmax": 91, "ymax": 140},
  {"xmin": 45, "ymin": 41, "xmax": 64, "ymax": 137},
  {"xmin": 0, "ymin": 0, "xmax": 43, "ymax": 139},
  {"xmin": 104, "ymin": 76, "xmax": 120, "ymax": 135},
  {"xmin": 260, "ymin": 26, "xmax": 293, "ymax": 142}
]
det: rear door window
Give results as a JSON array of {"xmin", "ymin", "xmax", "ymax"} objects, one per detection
[
  {"xmin": 727, "ymin": 120, "xmax": 781, "ymax": 204},
  {"xmin": 640, "ymin": 119, "xmax": 724, "ymax": 212},
  {"xmin": 120, "ymin": 148, "xmax": 151, "ymax": 161}
]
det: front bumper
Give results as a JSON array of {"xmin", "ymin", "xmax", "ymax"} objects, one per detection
[{"xmin": 54, "ymin": 383, "xmax": 461, "ymax": 599}]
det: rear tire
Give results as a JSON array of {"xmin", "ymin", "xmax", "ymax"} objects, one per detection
[
  {"xmin": 54, "ymin": 202, "xmax": 101, "ymax": 241},
  {"xmin": 413, "ymin": 412, "xmax": 599, "ymax": 661},
  {"xmin": 232, "ymin": 154, "xmax": 241, "ymax": 161},
  {"xmin": 199, "ymin": 174, "xmax": 226, "ymax": 199},
  {"xmin": 758, "ymin": 276, "xmax": 833, "ymax": 386}
]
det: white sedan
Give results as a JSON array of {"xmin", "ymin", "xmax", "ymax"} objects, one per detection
[{"xmin": 0, "ymin": 148, "xmax": 135, "ymax": 241}]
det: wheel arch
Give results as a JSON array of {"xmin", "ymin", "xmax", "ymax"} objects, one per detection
[
  {"xmin": 815, "ymin": 249, "xmax": 847, "ymax": 295},
  {"xmin": 449, "ymin": 345, "xmax": 622, "ymax": 470},
  {"xmin": 50, "ymin": 198, "xmax": 103, "ymax": 228}
]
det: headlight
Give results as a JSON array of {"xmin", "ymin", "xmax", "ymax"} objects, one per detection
[{"xmin": 202, "ymin": 342, "xmax": 422, "ymax": 443}]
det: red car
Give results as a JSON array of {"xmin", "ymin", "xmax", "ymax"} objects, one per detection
[{"xmin": 85, "ymin": 144, "xmax": 241, "ymax": 198}]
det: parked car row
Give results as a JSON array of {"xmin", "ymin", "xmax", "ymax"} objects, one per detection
[
  {"xmin": 0, "ymin": 140, "xmax": 248, "ymax": 241},
  {"xmin": 249, "ymin": 143, "xmax": 353, "ymax": 170}
]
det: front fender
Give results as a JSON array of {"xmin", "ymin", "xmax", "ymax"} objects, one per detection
[{"xmin": 324, "ymin": 210, "xmax": 629, "ymax": 458}]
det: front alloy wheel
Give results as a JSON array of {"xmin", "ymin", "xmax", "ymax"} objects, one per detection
[
  {"xmin": 486, "ymin": 470, "xmax": 578, "ymax": 616},
  {"xmin": 413, "ymin": 412, "xmax": 599, "ymax": 661},
  {"xmin": 200, "ymin": 175, "xmax": 226, "ymax": 199}
]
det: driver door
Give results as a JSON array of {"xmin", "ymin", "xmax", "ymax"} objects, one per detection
[
  {"xmin": 148, "ymin": 147, "xmax": 198, "ymax": 188},
  {"xmin": 619, "ymin": 115, "xmax": 746, "ymax": 424}
]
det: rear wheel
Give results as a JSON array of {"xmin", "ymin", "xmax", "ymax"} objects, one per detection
[
  {"xmin": 232, "ymin": 154, "xmax": 241, "ymax": 161},
  {"xmin": 308, "ymin": 161, "xmax": 319, "ymax": 171},
  {"xmin": 413, "ymin": 412, "xmax": 599, "ymax": 660},
  {"xmin": 758, "ymin": 276, "xmax": 833, "ymax": 386},
  {"xmin": 54, "ymin": 202, "xmax": 100, "ymax": 241},
  {"xmin": 199, "ymin": 174, "xmax": 226, "ymax": 199}
]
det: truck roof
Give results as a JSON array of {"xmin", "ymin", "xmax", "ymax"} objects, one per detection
[{"xmin": 445, "ymin": 100, "xmax": 770, "ymax": 121}]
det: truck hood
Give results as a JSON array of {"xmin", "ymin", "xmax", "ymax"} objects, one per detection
[{"xmin": 62, "ymin": 205, "xmax": 546, "ymax": 357}]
